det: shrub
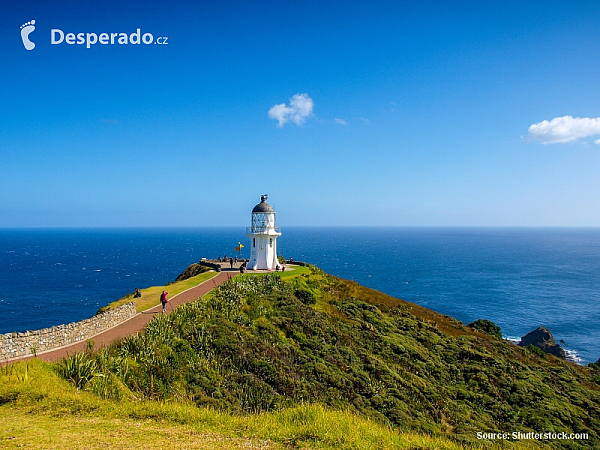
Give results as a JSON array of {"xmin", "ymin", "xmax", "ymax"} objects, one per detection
[
  {"xmin": 467, "ymin": 319, "xmax": 502, "ymax": 339},
  {"xmin": 59, "ymin": 352, "xmax": 101, "ymax": 390},
  {"xmin": 526, "ymin": 344, "xmax": 547, "ymax": 359},
  {"xmin": 294, "ymin": 289, "xmax": 316, "ymax": 305}
]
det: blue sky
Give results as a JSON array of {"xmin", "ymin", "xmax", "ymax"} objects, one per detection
[{"xmin": 2, "ymin": 0, "xmax": 600, "ymax": 227}]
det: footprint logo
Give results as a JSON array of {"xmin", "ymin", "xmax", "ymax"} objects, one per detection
[{"xmin": 20, "ymin": 20, "xmax": 36, "ymax": 50}]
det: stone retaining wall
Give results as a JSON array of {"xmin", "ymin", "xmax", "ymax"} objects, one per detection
[{"xmin": 0, "ymin": 302, "xmax": 137, "ymax": 360}]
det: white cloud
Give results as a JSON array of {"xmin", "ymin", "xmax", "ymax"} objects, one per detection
[
  {"xmin": 526, "ymin": 115, "xmax": 600, "ymax": 144},
  {"xmin": 268, "ymin": 93, "xmax": 314, "ymax": 127},
  {"xmin": 334, "ymin": 118, "xmax": 348, "ymax": 126}
]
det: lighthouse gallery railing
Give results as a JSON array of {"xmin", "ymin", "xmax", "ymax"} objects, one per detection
[{"xmin": 246, "ymin": 226, "xmax": 281, "ymax": 234}]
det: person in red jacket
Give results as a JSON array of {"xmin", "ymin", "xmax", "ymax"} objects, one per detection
[{"xmin": 160, "ymin": 290, "xmax": 168, "ymax": 313}]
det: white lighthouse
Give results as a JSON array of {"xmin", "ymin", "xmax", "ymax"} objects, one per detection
[{"xmin": 246, "ymin": 194, "xmax": 282, "ymax": 270}]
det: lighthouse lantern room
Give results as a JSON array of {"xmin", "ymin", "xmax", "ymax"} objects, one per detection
[{"xmin": 246, "ymin": 194, "xmax": 282, "ymax": 270}]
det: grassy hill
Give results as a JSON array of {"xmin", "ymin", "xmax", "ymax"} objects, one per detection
[{"xmin": 2, "ymin": 265, "xmax": 598, "ymax": 449}]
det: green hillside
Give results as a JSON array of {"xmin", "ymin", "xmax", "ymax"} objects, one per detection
[{"xmin": 2, "ymin": 266, "xmax": 598, "ymax": 449}]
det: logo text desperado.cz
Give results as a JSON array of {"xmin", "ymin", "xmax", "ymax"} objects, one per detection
[{"xmin": 51, "ymin": 29, "xmax": 167, "ymax": 48}]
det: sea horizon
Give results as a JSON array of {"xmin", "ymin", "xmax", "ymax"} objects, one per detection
[{"xmin": 2, "ymin": 225, "xmax": 600, "ymax": 229}]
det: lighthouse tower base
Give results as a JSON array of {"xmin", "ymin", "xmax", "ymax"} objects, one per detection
[{"xmin": 246, "ymin": 234, "xmax": 281, "ymax": 270}]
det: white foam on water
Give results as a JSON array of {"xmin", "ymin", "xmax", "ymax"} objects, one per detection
[
  {"xmin": 564, "ymin": 349, "xmax": 582, "ymax": 364},
  {"xmin": 504, "ymin": 336, "xmax": 521, "ymax": 344}
]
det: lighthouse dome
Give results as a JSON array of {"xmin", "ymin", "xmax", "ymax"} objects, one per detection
[{"xmin": 252, "ymin": 195, "xmax": 275, "ymax": 213}]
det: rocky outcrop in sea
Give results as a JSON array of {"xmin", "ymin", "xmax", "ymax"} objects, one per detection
[{"xmin": 518, "ymin": 327, "xmax": 566, "ymax": 359}]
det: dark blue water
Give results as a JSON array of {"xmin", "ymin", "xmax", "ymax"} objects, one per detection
[{"xmin": 1, "ymin": 227, "xmax": 598, "ymax": 364}]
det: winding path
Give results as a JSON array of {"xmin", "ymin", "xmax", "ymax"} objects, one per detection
[{"xmin": 11, "ymin": 270, "xmax": 236, "ymax": 364}]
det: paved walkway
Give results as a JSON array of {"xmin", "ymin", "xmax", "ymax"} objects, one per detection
[{"xmin": 11, "ymin": 270, "xmax": 237, "ymax": 364}]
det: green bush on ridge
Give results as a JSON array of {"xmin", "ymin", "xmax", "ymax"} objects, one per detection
[{"xmin": 467, "ymin": 319, "xmax": 502, "ymax": 340}]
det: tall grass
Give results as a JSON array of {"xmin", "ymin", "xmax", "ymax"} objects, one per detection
[
  {"xmin": 59, "ymin": 352, "xmax": 101, "ymax": 390},
  {"xmin": 0, "ymin": 341, "xmax": 543, "ymax": 449},
  {"xmin": 24, "ymin": 267, "xmax": 598, "ymax": 450}
]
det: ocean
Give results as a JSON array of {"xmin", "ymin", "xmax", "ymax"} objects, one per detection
[{"xmin": 1, "ymin": 227, "xmax": 598, "ymax": 364}]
